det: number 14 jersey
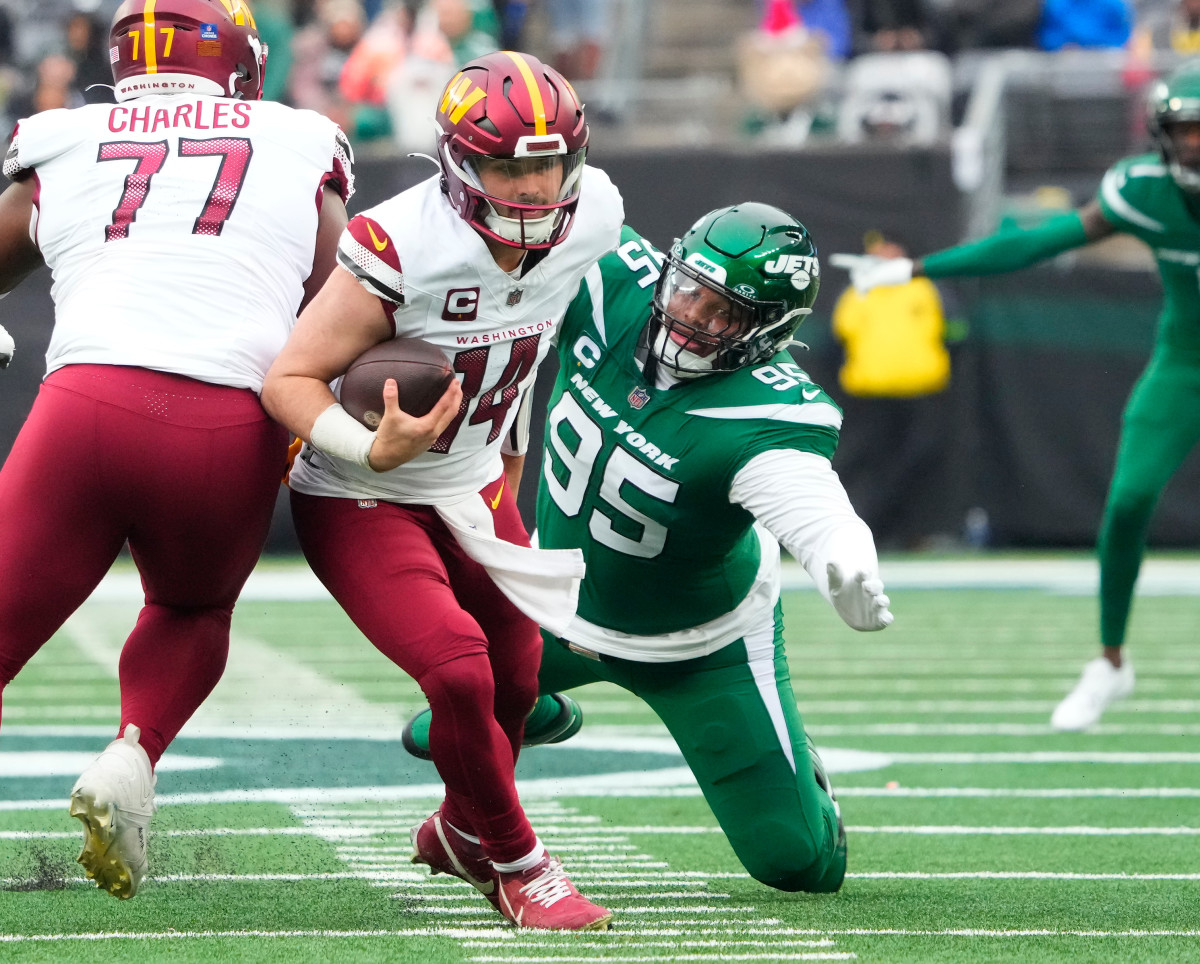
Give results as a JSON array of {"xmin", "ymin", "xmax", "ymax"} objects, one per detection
[{"xmin": 4, "ymin": 97, "xmax": 353, "ymax": 390}]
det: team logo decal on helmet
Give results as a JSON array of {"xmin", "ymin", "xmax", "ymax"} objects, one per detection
[
  {"xmin": 435, "ymin": 50, "xmax": 589, "ymax": 250},
  {"xmin": 110, "ymin": 0, "xmax": 267, "ymax": 102},
  {"xmin": 1148, "ymin": 58, "xmax": 1200, "ymax": 194},
  {"xmin": 642, "ymin": 202, "xmax": 821, "ymax": 381}
]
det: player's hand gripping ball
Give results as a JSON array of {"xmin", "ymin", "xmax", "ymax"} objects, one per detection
[{"xmin": 340, "ymin": 338, "xmax": 455, "ymax": 428}]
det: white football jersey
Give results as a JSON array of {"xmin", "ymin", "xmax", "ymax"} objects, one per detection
[
  {"xmin": 288, "ymin": 166, "xmax": 624, "ymax": 504},
  {"xmin": 3, "ymin": 96, "xmax": 354, "ymax": 391}
]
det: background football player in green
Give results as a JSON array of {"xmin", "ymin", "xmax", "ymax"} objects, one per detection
[
  {"xmin": 407, "ymin": 202, "xmax": 893, "ymax": 894},
  {"xmin": 830, "ymin": 59, "xmax": 1200, "ymax": 732}
]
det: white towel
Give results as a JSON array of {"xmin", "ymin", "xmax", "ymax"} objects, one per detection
[{"xmin": 435, "ymin": 497, "xmax": 585, "ymax": 638}]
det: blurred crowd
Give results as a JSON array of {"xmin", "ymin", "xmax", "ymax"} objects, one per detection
[
  {"xmin": 2, "ymin": 0, "xmax": 1200, "ymax": 150},
  {"xmin": 0, "ymin": 0, "xmax": 611, "ymax": 149}
]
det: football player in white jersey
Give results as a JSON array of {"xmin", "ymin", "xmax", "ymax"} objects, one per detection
[
  {"xmin": 261, "ymin": 51, "xmax": 623, "ymax": 931},
  {"xmin": 0, "ymin": 0, "xmax": 353, "ymax": 900}
]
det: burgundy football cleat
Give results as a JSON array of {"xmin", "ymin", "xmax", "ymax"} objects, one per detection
[
  {"xmin": 410, "ymin": 810, "xmax": 499, "ymax": 909},
  {"xmin": 497, "ymin": 854, "xmax": 613, "ymax": 931}
]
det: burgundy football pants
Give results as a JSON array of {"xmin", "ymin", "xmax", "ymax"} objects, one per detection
[
  {"xmin": 0, "ymin": 365, "xmax": 288, "ymax": 764},
  {"xmin": 290, "ymin": 478, "xmax": 542, "ymax": 863}
]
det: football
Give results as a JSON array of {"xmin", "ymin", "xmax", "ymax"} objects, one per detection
[{"xmin": 339, "ymin": 337, "xmax": 455, "ymax": 428}]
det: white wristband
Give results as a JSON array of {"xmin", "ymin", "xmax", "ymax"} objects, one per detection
[{"xmin": 309, "ymin": 403, "xmax": 375, "ymax": 468}]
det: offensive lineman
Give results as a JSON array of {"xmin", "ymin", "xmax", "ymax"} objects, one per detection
[
  {"xmin": 406, "ymin": 203, "xmax": 894, "ymax": 892},
  {"xmin": 832, "ymin": 59, "xmax": 1200, "ymax": 731},
  {"xmin": 261, "ymin": 51, "xmax": 623, "ymax": 930},
  {"xmin": 0, "ymin": 0, "xmax": 353, "ymax": 898}
]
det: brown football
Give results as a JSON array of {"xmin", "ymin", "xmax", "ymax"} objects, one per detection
[{"xmin": 339, "ymin": 337, "xmax": 455, "ymax": 428}]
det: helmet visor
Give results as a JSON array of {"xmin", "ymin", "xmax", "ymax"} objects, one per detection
[{"xmin": 463, "ymin": 150, "xmax": 587, "ymax": 209}]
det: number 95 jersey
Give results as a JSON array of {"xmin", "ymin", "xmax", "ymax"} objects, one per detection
[
  {"xmin": 538, "ymin": 227, "xmax": 844, "ymax": 657},
  {"xmin": 3, "ymin": 97, "xmax": 353, "ymax": 390}
]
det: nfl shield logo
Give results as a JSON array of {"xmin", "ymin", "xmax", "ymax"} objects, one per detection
[
  {"xmin": 200, "ymin": 23, "xmax": 219, "ymax": 39},
  {"xmin": 506, "ymin": 288, "xmax": 523, "ymax": 307},
  {"xmin": 627, "ymin": 386, "xmax": 650, "ymax": 409}
]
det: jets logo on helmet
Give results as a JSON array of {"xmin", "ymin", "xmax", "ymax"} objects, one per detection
[
  {"xmin": 435, "ymin": 51, "xmax": 589, "ymax": 250},
  {"xmin": 642, "ymin": 202, "xmax": 821, "ymax": 382},
  {"xmin": 110, "ymin": 0, "xmax": 267, "ymax": 103}
]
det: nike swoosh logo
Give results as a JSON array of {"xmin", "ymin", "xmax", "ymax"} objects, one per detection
[
  {"xmin": 489, "ymin": 481, "xmax": 505, "ymax": 510},
  {"xmin": 365, "ymin": 221, "xmax": 389, "ymax": 252},
  {"xmin": 802, "ymin": 387, "xmax": 821, "ymax": 400}
]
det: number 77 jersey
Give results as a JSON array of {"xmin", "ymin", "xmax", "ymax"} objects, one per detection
[
  {"xmin": 537, "ymin": 227, "xmax": 844, "ymax": 659},
  {"xmin": 4, "ymin": 97, "xmax": 353, "ymax": 391}
]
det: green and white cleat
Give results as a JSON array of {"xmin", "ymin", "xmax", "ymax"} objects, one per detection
[{"xmin": 69, "ymin": 725, "xmax": 156, "ymax": 900}]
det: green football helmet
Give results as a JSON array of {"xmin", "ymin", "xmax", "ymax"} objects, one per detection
[
  {"xmin": 642, "ymin": 202, "xmax": 820, "ymax": 381},
  {"xmin": 1147, "ymin": 59, "xmax": 1200, "ymax": 194}
]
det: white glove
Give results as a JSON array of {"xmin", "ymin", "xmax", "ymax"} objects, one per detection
[
  {"xmin": 0, "ymin": 323, "xmax": 13, "ymax": 370},
  {"xmin": 828, "ymin": 253, "xmax": 914, "ymax": 295},
  {"xmin": 827, "ymin": 561, "xmax": 893, "ymax": 631}
]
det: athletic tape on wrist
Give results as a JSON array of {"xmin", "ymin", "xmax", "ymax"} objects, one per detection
[{"xmin": 309, "ymin": 403, "xmax": 375, "ymax": 468}]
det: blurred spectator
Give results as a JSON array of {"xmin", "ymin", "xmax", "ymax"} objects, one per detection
[
  {"xmin": 829, "ymin": 229, "xmax": 958, "ymax": 550},
  {"xmin": 739, "ymin": 0, "xmax": 836, "ymax": 144},
  {"xmin": 64, "ymin": 10, "xmax": 113, "ymax": 103},
  {"xmin": 387, "ymin": 0, "xmax": 500, "ymax": 152},
  {"xmin": 796, "ymin": 0, "xmax": 853, "ymax": 61},
  {"xmin": 836, "ymin": 50, "xmax": 952, "ymax": 145},
  {"xmin": 6, "ymin": 53, "xmax": 85, "ymax": 119},
  {"xmin": 1135, "ymin": 0, "xmax": 1200, "ymax": 55},
  {"xmin": 492, "ymin": 0, "xmax": 529, "ymax": 48},
  {"xmin": 1038, "ymin": 0, "xmax": 1134, "ymax": 51},
  {"xmin": 545, "ymin": 0, "xmax": 610, "ymax": 80},
  {"xmin": 291, "ymin": 0, "xmax": 391, "ymax": 142},
  {"xmin": 856, "ymin": 0, "xmax": 933, "ymax": 54}
]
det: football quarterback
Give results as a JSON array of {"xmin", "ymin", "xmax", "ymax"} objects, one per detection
[{"xmin": 261, "ymin": 50, "xmax": 622, "ymax": 930}]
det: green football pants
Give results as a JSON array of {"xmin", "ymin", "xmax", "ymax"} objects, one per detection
[
  {"xmin": 1099, "ymin": 348, "xmax": 1200, "ymax": 647},
  {"xmin": 538, "ymin": 601, "xmax": 844, "ymax": 892}
]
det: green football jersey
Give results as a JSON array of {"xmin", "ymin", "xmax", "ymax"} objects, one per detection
[
  {"xmin": 536, "ymin": 226, "xmax": 842, "ymax": 638},
  {"xmin": 1097, "ymin": 154, "xmax": 1200, "ymax": 352}
]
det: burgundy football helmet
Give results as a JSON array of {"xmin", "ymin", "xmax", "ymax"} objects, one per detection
[
  {"xmin": 110, "ymin": 0, "xmax": 267, "ymax": 103},
  {"xmin": 435, "ymin": 50, "xmax": 589, "ymax": 250}
]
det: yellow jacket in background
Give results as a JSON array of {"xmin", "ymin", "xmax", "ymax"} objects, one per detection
[{"xmin": 832, "ymin": 278, "xmax": 950, "ymax": 398}]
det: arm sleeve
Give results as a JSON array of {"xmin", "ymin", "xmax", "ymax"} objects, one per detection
[
  {"xmin": 921, "ymin": 212, "xmax": 1090, "ymax": 278},
  {"xmin": 729, "ymin": 448, "xmax": 879, "ymax": 604}
]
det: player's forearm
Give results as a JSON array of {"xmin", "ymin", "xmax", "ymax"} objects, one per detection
[
  {"xmin": 260, "ymin": 372, "xmax": 340, "ymax": 441},
  {"xmin": 0, "ymin": 179, "xmax": 43, "ymax": 293},
  {"xmin": 919, "ymin": 212, "xmax": 1090, "ymax": 279},
  {"xmin": 729, "ymin": 449, "xmax": 879, "ymax": 602}
]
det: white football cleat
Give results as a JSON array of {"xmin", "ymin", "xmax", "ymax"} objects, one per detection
[
  {"xmin": 1050, "ymin": 657, "xmax": 1135, "ymax": 731},
  {"xmin": 69, "ymin": 725, "xmax": 157, "ymax": 899}
]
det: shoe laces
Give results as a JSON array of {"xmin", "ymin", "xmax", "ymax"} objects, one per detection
[{"xmin": 517, "ymin": 857, "xmax": 574, "ymax": 908}]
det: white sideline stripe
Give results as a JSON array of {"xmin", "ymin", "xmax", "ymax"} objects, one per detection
[
  {"xmin": 818, "ymin": 929, "xmax": 1200, "ymax": 938},
  {"xmin": 463, "ymin": 941, "xmax": 839, "ymax": 949},
  {"xmin": 467, "ymin": 957, "xmax": 855, "ymax": 962},
  {"xmin": 837, "ymin": 787, "xmax": 1200, "ymax": 798},
  {"xmin": 0, "ymin": 929, "xmax": 514, "ymax": 943},
  {"xmin": 848, "ymin": 825, "xmax": 1200, "ymax": 836},
  {"xmin": 810, "ymin": 723, "xmax": 1200, "ymax": 736},
  {"xmin": 885, "ymin": 752, "xmax": 1200, "ymax": 764},
  {"xmin": 849, "ymin": 872, "xmax": 1200, "ymax": 881},
  {"xmin": 79, "ymin": 556, "xmax": 1200, "ymax": 600}
]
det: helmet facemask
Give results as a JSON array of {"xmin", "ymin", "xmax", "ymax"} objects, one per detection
[
  {"xmin": 643, "ymin": 256, "xmax": 809, "ymax": 380},
  {"xmin": 446, "ymin": 144, "xmax": 587, "ymax": 248}
]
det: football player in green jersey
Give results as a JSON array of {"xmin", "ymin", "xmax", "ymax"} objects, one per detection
[
  {"xmin": 407, "ymin": 202, "xmax": 893, "ymax": 894},
  {"xmin": 830, "ymin": 58, "xmax": 1200, "ymax": 732}
]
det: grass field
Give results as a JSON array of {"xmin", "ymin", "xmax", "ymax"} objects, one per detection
[{"xmin": 3, "ymin": 554, "xmax": 1200, "ymax": 962}]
